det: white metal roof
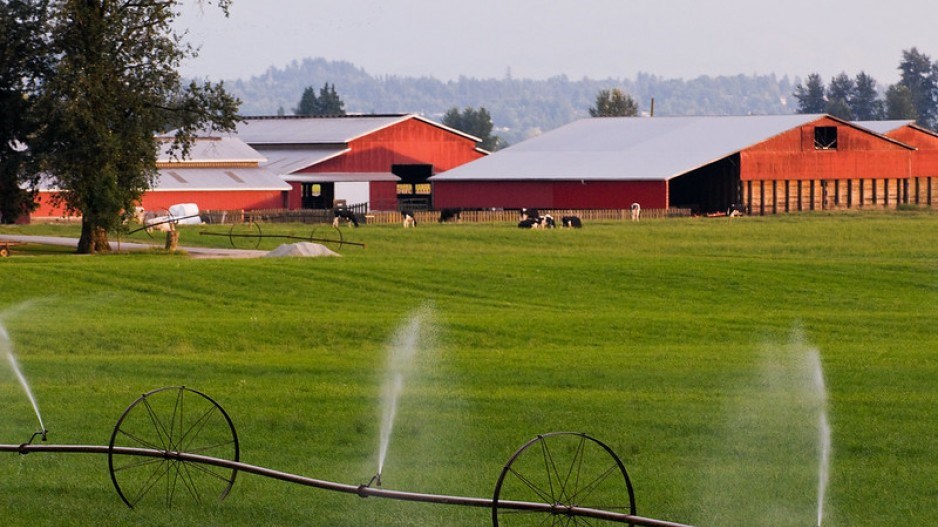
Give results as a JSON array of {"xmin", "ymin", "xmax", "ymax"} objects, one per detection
[
  {"xmin": 157, "ymin": 136, "xmax": 265, "ymax": 164},
  {"xmin": 252, "ymin": 147, "xmax": 349, "ymax": 175},
  {"xmin": 432, "ymin": 114, "xmax": 863, "ymax": 182},
  {"xmin": 153, "ymin": 167, "xmax": 291, "ymax": 191},
  {"xmin": 233, "ymin": 114, "xmax": 481, "ymax": 145},
  {"xmin": 281, "ymin": 172, "xmax": 399, "ymax": 183},
  {"xmin": 852, "ymin": 120, "xmax": 915, "ymax": 135}
]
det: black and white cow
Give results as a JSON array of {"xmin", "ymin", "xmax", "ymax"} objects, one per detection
[
  {"xmin": 401, "ymin": 210, "xmax": 417, "ymax": 228},
  {"xmin": 561, "ymin": 215, "xmax": 582, "ymax": 228},
  {"xmin": 333, "ymin": 207, "xmax": 359, "ymax": 228}
]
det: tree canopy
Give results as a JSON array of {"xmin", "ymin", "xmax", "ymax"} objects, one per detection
[
  {"xmin": 294, "ymin": 82, "xmax": 346, "ymax": 116},
  {"xmin": 13, "ymin": 0, "xmax": 240, "ymax": 252},
  {"xmin": 442, "ymin": 106, "xmax": 504, "ymax": 151},
  {"xmin": 589, "ymin": 88, "xmax": 639, "ymax": 117},
  {"xmin": 0, "ymin": 0, "xmax": 49, "ymax": 223}
]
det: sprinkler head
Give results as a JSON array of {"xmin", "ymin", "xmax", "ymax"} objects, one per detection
[
  {"xmin": 376, "ymin": 473, "xmax": 382, "ymax": 487},
  {"xmin": 41, "ymin": 429, "xmax": 48, "ymax": 442}
]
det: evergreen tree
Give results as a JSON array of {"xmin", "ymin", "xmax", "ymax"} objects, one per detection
[
  {"xmin": 589, "ymin": 88, "xmax": 639, "ymax": 117},
  {"xmin": 317, "ymin": 83, "xmax": 346, "ymax": 116},
  {"xmin": 294, "ymin": 86, "xmax": 318, "ymax": 115},
  {"xmin": 885, "ymin": 84, "xmax": 918, "ymax": 120},
  {"xmin": 897, "ymin": 47, "xmax": 938, "ymax": 128},
  {"xmin": 825, "ymin": 72, "xmax": 855, "ymax": 119},
  {"xmin": 442, "ymin": 106, "xmax": 504, "ymax": 151},
  {"xmin": 852, "ymin": 72, "xmax": 884, "ymax": 120},
  {"xmin": 31, "ymin": 0, "xmax": 240, "ymax": 253},
  {"xmin": 793, "ymin": 73, "xmax": 827, "ymax": 113},
  {"xmin": 294, "ymin": 83, "xmax": 346, "ymax": 116}
]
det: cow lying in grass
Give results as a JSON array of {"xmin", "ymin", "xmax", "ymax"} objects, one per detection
[
  {"xmin": 401, "ymin": 210, "xmax": 416, "ymax": 228},
  {"xmin": 333, "ymin": 208, "xmax": 359, "ymax": 228},
  {"xmin": 518, "ymin": 214, "xmax": 556, "ymax": 229},
  {"xmin": 561, "ymin": 215, "xmax": 582, "ymax": 228}
]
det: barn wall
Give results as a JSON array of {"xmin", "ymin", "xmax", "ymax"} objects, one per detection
[
  {"xmin": 432, "ymin": 180, "xmax": 667, "ymax": 209},
  {"xmin": 307, "ymin": 118, "xmax": 485, "ymax": 174},
  {"xmin": 885, "ymin": 126, "xmax": 938, "ymax": 179},
  {"xmin": 737, "ymin": 117, "xmax": 928, "ymax": 214},
  {"xmin": 141, "ymin": 191, "xmax": 287, "ymax": 212},
  {"xmin": 740, "ymin": 117, "xmax": 912, "ymax": 182},
  {"xmin": 370, "ymin": 181, "xmax": 398, "ymax": 210}
]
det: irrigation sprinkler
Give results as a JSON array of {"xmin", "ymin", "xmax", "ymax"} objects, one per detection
[
  {"xmin": 199, "ymin": 223, "xmax": 365, "ymax": 251},
  {"xmin": 1, "ymin": 386, "xmax": 693, "ymax": 527}
]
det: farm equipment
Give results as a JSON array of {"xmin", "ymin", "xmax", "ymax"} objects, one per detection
[{"xmin": 2, "ymin": 386, "xmax": 692, "ymax": 527}]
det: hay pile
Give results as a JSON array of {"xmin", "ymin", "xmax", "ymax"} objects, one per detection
[{"xmin": 264, "ymin": 242, "xmax": 340, "ymax": 258}]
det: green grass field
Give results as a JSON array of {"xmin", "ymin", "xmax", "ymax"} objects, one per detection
[{"xmin": 1, "ymin": 212, "xmax": 936, "ymax": 527}]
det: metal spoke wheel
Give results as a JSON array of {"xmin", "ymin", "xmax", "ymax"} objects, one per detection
[
  {"xmin": 108, "ymin": 386, "xmax": 240, "ymax": 509},
  {"xmin": 228, "ymin": 221, "xmax": 262, "ymax": 250},
  {"xmin": 311, "ymin": 225, "xmax": 344, "ymax": 252},
  {"xmin": 493, "ymin": 432, "xmax": 635, "ymax": 526}
]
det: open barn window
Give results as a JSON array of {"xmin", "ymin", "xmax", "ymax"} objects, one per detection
[{"xmin": 815, "ymin": 126, "xmax": 838, "ymax": 150}]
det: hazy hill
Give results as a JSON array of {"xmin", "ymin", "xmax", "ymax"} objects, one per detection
[{"xmin": 224, "ymin": 58, "xmax": 798, "ymax": 145}]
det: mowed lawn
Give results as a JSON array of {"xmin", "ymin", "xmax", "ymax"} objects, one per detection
[{"xmin": 0, "ymin": 212, "xmax": 935, "ymax": 527}]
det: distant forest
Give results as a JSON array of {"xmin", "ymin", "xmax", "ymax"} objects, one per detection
[{"xmin": 224, "ymin": 57, "xmax": 800, "ymax": 145}]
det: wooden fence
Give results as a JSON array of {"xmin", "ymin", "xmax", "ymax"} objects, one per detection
[{"xmin": 201, "ymin": 207, "xmax": 691, "ymax": 225}]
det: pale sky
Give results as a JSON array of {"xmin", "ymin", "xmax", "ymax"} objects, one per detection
[{"xmin": 176, "ymin": 0, "xmax": 938, "ymax": 85}]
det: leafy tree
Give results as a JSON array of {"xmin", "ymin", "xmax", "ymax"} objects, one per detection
[
  {"xmin": 852, "ymin": 72, "xmax": 884, "ymax": 120},
  {"xmin": 897, "ymin": 47, "xmax": 938, "ymax": 128},
  {"xmin": 31, "ymin": 0, "xmax": 240, "ymax": 253},
  {"xmin": 0, "ymin": 0, "xmax": 49, "ymax": 223},
  {"xmin": 442, "ymin": 106, "xmax": 504, "ymax": 151},
  {"xmin": 588, "ymin": 88, "xmax": 638, "ymax": 117},
  {"xmin": 885, "ymin": 84, "xmax": 918, "ymax": 120},
  {"xmin": 793, "ymin": 73, "xmax": 827, "ymax": 114},
  {"xmin": 294, "ymin": 82, "xmax": 346, "ymax": 116}
]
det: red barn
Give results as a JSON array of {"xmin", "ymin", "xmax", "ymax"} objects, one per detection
[
  {"xmin": 32, "ymin": 137, "xmax": 289, "ymax": 220},
  {"xmin": 857, "ymin": 120, "xmax": 937, "ymax": 207},
  {"xmin": 432, "ymin": 114, "xmax": 925, "ymax": 214},
  {"xmin": 233, "ymin": 115, "xmax": 487, "ymax": 211}
]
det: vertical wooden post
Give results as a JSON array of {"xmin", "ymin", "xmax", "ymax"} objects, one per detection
[{"xmin": 165, "ymin": 230, "xmax": 179, "ymax": 251}]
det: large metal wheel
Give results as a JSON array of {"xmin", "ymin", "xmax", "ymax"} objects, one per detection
[
  {"xmin": 493, "ymin": 432, "xmax": 636, "ymax": 526},
  {"xmin": 108, "ymin": 386, "xmax": 240, "ymax": 509},
  {"xmin": 228, "ymin": 221, "xmax": 262, "ymax": 250},
  {"xmin": 311, "ymin": 225, "xmax": 344, "ymax": 252}
]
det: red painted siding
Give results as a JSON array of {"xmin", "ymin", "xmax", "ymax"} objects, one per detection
[
  {"xmin": 302, "ymin": 118, "xmax": 485, "ymax": 174},
  {"xmin": 885, "ymin": 126, "xmax": 938, "ymax": 177},
  {"xmin": 740, "ymin": 117, "xmax": 912, "ymax": 181},
  {"xmin": 32, "ymin": 190, "xmax": 287, "ymax": 218},
  {"xmin": 141, "ymin": 191, "xmax": 287, "ymax": 211},
  {"xmin": 433, "ymin": 180, "xmax": 667, "ymax": 209}
]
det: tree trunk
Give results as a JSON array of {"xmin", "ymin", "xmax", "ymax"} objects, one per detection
[{"xmin": 77, "ymin": 218, "xmax": 111, "ymax": 254}]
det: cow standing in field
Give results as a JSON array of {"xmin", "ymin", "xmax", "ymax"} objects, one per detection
[
  {"xmin": 438, "ymin": 208, "xmax": 462, "ymax": 223},
  {"xmin": 630, "ymin": 203, "xmax": 641, "ymax": 221},
  {"xmin": 401, "ymin": 210, "xmax": 416, "ymax": 228},
  {"xmin": 333, "ymin": 207, "xmax": 359, "ymax": 228}
]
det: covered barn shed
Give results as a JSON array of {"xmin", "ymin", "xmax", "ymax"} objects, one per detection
[
  {"xmin": 31, "ymin": 137, "xmax": 289, "ymax": 220},
  {"xmin": 431, "ymin": 114, "xmax": 920, "ymax": 214},
  {"xmin": 232, "ymin": 114, "xmax": 487, "ymax": 211}
]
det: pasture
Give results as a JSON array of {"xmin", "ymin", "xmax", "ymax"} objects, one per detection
[{"xmin": 1, "ymin": 212, "xmax": 936, "ymax": 527}]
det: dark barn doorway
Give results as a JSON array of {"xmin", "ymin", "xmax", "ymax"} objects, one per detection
[
  {"xmin": 301, "ymin": 182, "xmax": 334, "ymax": 209},
  {"xmin": 668, "ymin": 154, "xmax": 741, "ymax": 214},
  {"xmin": 393, "ymin": 164, "xmax": 433, "ymax": 210}
]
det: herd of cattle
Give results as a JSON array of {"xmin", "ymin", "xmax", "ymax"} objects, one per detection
[{"xmin": 331, "ymin": 205, "xmax": 647, "ymax": 229}]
